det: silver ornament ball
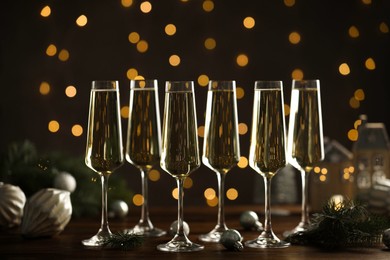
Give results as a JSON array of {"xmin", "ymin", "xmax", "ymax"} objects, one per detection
[
  {"xmin": 240, "ymin": 210, "xmax": 263, "ymax": 231},
  {"xmin": 220, "ymin": 229, "xmax": 243, "ymax": 251},
  {"xmin": 109, "ymin": 200, "xmax": 129, "ymax": 218},
  {"xmin": 53, "ymin": 172, "xmax": 77, "ymax": 193}
]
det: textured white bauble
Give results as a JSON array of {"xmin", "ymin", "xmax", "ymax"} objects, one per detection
[
  {"xmin": 53, "ymin": 172, "xmax": 77, "ymax": 193},
  {"xmin": 0, "ymin": 182, "xmax": 26, "ymax": 228},
  {"xmin": 21, "ymin": 188, "xmax": 72, "ymax": 238}
]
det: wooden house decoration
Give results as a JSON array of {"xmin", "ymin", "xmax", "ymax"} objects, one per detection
[
  {"xmin": 352, "ymin": 115, "xmax": 390, "ymax": 203},
  {"xmin": 309, "ymin": 137, "xmax": 354, "ymax": 212}
]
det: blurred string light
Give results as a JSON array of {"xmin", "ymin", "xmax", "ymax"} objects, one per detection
[
  {"xmin": 365, "ymin": 57, "xmax": 375, "ymax": 70},
  {"xmin": 40, "ymin": 6, "xmax": 51, "ymax": 17},
  {"xmin": 121, "ymin": 0, "xmax": 133, "ymax": 8},
  {"xmin": 203, "ymin": 0, "xmax": 214, "ymax": 12},
  {"xmin": 237, "ymin": 156, "xmax": 248, "ymax": 168},
  {"xmin": 120, "ymin": 106, "xmax": 129, "ymax": 119},
  {"xmin": 348, "ymin": 25, "xmax": 360, "ymax": 38},
  {"xmin": 46, "ymin": 44, "xmax": 57, "ymax": 56},
  {"xmin": 236, "ymin": 87, "xmax": 244, "ymax": 99},
  {"xmin": 238, "ymin": 122, "xmax": 248, "ymax": 135},
  {"xmin": 169, "ymin": 54, "xmax": 181, "ymax": 66},
  {"xmin": 65, "ymin": 85, "xmax": 77, "ymax": 98},
  {"xmin": 236, "ymin": 54, "xmax": 248, "ymax": 67},
  {"xmin": 133, "ymin": 194, "xmax": 144, "ymax": 206},
  {"xmin": 126, "ymin": 68, "xmax": 138, "ymax": 79},
  {"xmin": 165, "ymin": 24, "xmax": 177, "ymax": 36},
  {"xmin": 291, "ymin": 68, "xmax": 304, "ymax": 80},
  {"xmin": 198, "ymin": 126, "xmax": 205, "ymax": 137},
  {"xmin": 136, "ymin": 40, "xmax": 148, "ymax": 53},
  {"xmin": 39, "ymin": 81, "xmax": 50, "ymax": 95},
  {"xmin": 288, "ymin": 31, "xmax": 301, "ymax": 44},
  {"xmin": 71, "ymin": 124, "xmax": 83, "ymax": 137},
  {"xmin": 226, "ymin": 188, "xmax": 238, "ymax": 200},
  {"xmin": 284, "ymin": 0, "xmax": 295, "ymax": 7},
  {"xmin": 128, "ymin": 32, "xmax": 140, "ymax": 43},
  {"xmin": 379, "ymin": 22, "xmax": 389, "ymax": 33},
  {"xmin": 140, "ymin": 1, "xmax": 152, "ymax": 13},
  {"xmin": 197, "ymin": 74, "xmax": 209, "ymax": 87},
  {"xmin": 58, "ymin": 49, "xmax": 70, "ymax": 61},
  {"xmin": 148, "ymin": 169, "xmax": 161, "ymax": 181},
  {"xmin": 76, "ymin": 15, "xmax": 88, "ymax": 27},
  {"xmin": 339, "ymin": 63, "xmax": 350, "ymax": 75},
  {"xmin": 243, "ymin": 16, "xmax": 255, "ymax": 29},
  {"xmin": 48, "ymin": 120, "xmax": 60, "ymax": 133},
  {"xmin": 204, "ymin": 38, "xmax": 216, "ymax": 50}
]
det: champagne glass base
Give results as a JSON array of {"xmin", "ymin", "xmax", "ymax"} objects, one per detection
[
  {"xmin": 82, "ymin": 233, "xmax": 109, "ymax": 247},
  {"xmin": 125, "ymin": 225, "xmax": 166, "ymax": 237},
  {"xmin": 157, "ymin": 240, "xmax": 204, "ymax": 252},
  {"xmin": 245, "ymin": 237, "xmax": 290, "ymax": 249},
  {"xmin": 198, "ymin": 228, "xmax": 226, "ymax": 242},
  {"xmin": 283, "ymin": 222, "xmax": 309, "ymax": 238}
]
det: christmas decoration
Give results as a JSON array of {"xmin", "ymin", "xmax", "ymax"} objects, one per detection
[
  {"xmin": 0, "ymin": 182, "xmax": 26, "ymax": 228},
  {"xmin": 169, "ymin": 220, "xmax": 190, "ymax": 236},
  {"xmin": 220, "ymin": 229, "xmax": 243, "ymax": 251},
  {"xmin": 109, "ymin": 200, "xmax": 129, "ymax": 219},
  {"xmin": 239, "ymin": 210, "xmax": 263, "ymax": 231},
  {"xmin": 101, "ymin": 231, "xmax": 144, "ymax": 250},
  {"xmin": 286, "ymin": 198, "xmax": 389, "ymax": 249},
  {"xmin": 21, "ymin": 188, "xmax": 72, "ymax": 238},
  {"xmin": 53, "ymin": 171, "xmax": 77, "ymax": 193},
  {"xmin": 0, "ymin": 140, "xmax": 133, "ymax": 217},
  {"xmin": 383, "ymin": 228, "xmax": 390, "ymax": 248}
]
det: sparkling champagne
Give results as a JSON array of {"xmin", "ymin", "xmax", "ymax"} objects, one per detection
[
  {"xmin": 203, "ymin": 89, "xmax": 240, "ymax": 174},
  {"xmin": 161, "ymin": 91, "xmax": 200, "ymax": 178},
  {"xmin": 126, "ymin": 89, "xmax": 161, "ymax": 169},
  {"xmin": 287, "ymin": 88, "xmax": 324, "ymax": 172},
  {"xmin": 249, "ymin": 88, "xmax": 286, "ymax": 178},
  {"xmin": 85, "ymin": 89, "xmax": 124, "ymax": 175}
]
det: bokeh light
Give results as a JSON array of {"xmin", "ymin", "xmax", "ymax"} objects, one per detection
[
  {"xmin": 76, "ymin": 15, "xmax": 88, "ymax": 27},
  {"xmin": 198, "ymin": 74, "xmax": 209, "ymax": 87},
  {"xmin": 46, "ymin": 44, "xmax": 57, "ymax": 56},
  {"xmin": 120, "ymin": 106, "xmax": 129, "ymax": 119},
  {"xmin": 237, "ymin": 156, "xmax": 248, "ymax": 168},
  {"xmin": 365, "ymin": 57, "xmax": 376, "ymax": 70},
  {"xmin": 140, "ymin": 1, "xmax": 152, "ymax": 13},
  {"xmin": 169, "ymin": 54, "xmax": 181, "ymax": 66},
  {"xmin": 288, "ymin": 31, "xmax": 301, "ymax": 44},
  {"xmin": 165, "ymin": 24, "xmax": 176, "ymax": 36},
  {"xmin": 58, "ymin": 49, "xmax": 70, "ymax": 61},
  {"xmin": 39, "ymin": 81, "xmax": 50, "ymax": 95},
  {"xmin": 243, "ymin": 17, "xmax": 255, "ymax": 29},
  {"xmin": 204, "ymin": 38, "xmax": 216, "ymax": 50},
  {"xmin": 126, "ymin": 68, "xmax": 138, "ymax": 79},
  {"xmin": 291, "ymin": 69, "xmax": 304, "ymax": 80},
  {"xmin": 48, "ymin": 120, "xmax": 60, "ymax": 133},
  {"xmin": 133, "ymin": 194, "xmax": 144, "ymax": 206},
  {"xmin": 40, "ymin": 6, "xmax": 51, "ymax": 17},
  {"xmin": 148, "ymin": 169, "xmax": 160, "ymax": 181},
  {"xmin": 203, "ymin": 0, "xmax": 214, "ymax": 12},
  {"xmin": 121, "ymin": 0, "xmax": 133, "ymax": 8},
  {"xmin": 339, "ymin": 63, "xmax": 350, "ymax": 75},
  {"xmin": 65, "ymin": 85, "xmax": 77, "ymax": 98},
  {"xmin": 236, "ymin": 54, "xmax": 249, "ymax": 67},
  {"xmin": 71, "ymin": 124, "xmax": 83, "ymax": 137},
  {"xmin": 226, "ymin": 188, "xmax": 238, "ymax": 200},
  {"xmin": 348, "ymin": 25, "xmax": 359, "ymax": 38}
]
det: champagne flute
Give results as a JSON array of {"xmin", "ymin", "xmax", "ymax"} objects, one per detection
[
  {"xmin": 198, "ymin": 80, "xmax": 240, "ymax": 242},
  {"xmin": 83, "ymin": 80, "xmax": 124, "ymax": 246},
  {"xmin": 284, "ymin": 79, "xmax": 324, "ymax": 236},
  {"xmin": 125, "ymin": 79, "xmax": 166, "ymax": 237},
  {"xmin": 245, "ymin": 81, "xmax": 290, "ymax": 248},
  {"xmin": 157, "ymin": 81, "xmax": 204, "ymax": 252}
]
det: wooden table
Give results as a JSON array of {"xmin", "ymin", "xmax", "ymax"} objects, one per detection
[{"xmin": 1, "ymin": 205, "xmax": 389, "ymax": 259}]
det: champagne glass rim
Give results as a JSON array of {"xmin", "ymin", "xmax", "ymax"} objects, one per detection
[
  {"xmin": 91, "ymin": 80, "xmax": 119, "ymax": 90},
  {"xmin": 165, "ymin": 80, "xmax": 194, "ymax": 92},
  {"xmin": 130, "ymin": 79, "xmax": 158, "ymax": 90},
  {"xmin": 208, "ymin": 80, "xmax": 236, "ymax": 90},
  {"xmin": 292, "ymin": 79, "xmax": 320, "ymax": 89},
  {"xmin": 254, "ymin": 80, "xmax": 283, "ymax": 90}
]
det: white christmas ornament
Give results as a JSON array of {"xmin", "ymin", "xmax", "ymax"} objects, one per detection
[
  {"xmin": 21, "ymin": 188, "xmax": 72, "ymax": 238},
  {"xmin": 0, "ymin": 182, "xmax": 26, "ymax": 228},
  {"xmin": 53, "ymin": 172, "xmax": 77, "ymax": 193}
]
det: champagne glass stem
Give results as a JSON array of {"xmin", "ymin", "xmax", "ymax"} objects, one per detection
[
  {"xmin": 176, "ymin": 178, "xmax": 186, "ymax": 237},
  {"xmin": 300, "ymin": 169, "xmax": 310, "ymax": 227},
  {"xmin": 263, "ymin": 176, "xmax": 272, "ymax": 235},
  {"xmin": 216, "ymin": 172, "xmax": 226, "ymax": 229},
  {"xmin": 100, "ymin": 174, "xmax": 111, "ymax": 235},
  {"xmin": 139, "ymin": 168, "xmax": 151, "ymax": 225}
]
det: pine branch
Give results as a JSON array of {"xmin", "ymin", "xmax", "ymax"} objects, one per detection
[{"xmin": 101, "ymin": 232, "xmax": 144, "ymax": 250}]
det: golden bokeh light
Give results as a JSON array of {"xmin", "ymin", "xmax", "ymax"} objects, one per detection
[
  {"xmin": 243, "ymin": 17, "xmax": 255, "ymax": 29},
  {"xmin": 121, "ymin": 106, "xmax": 129, "ymax": 119},
  {"xmin": 184, "ymin": 177, "xmax": 193, "ymax": 189},
  {"xmin": 198, "ymin": 74, "xmax": 209, "ymax": 87},
  {"xmin": 198, "ymin": 126, "xmax": 205, "ymax": 137},
  {"xmin": 121, "ymin": 0, "xmax": 133, "ymax": 7},
  {"xmin": 206, "ymin": 196, "xmax": 218, "ymax": 207},
  {"xmin": 165, "ymin": 24, "xmax": 177, "ymax": 36},
  {"xmin": 135, "ymin": 75, "xmax": 145, "ymax": 80},
  {"xmin": 237, "ymin": 156, "xmax": 248, "ymax": 168},
  {"xmin": 349, "ymin": 97, "xmax": 360, "ymax": 109},
  {"xmin": 204, "ymin": 38, "xmax": 216, "ymax": 50},
  {"xmin": 348, "ymin": 26, "xmax": 359, "ymax": 38},
  {"xmin": 204, "ymin": 188, "xmax": 216, "ymax": 200},
  {"xmin": 339, "ymin": 63, "xmax": 350, "ymax": 75},
  {"xmin": 354, "ymin": 119, "xmax": 362, "ymax": 129},
  {"xmin": 236, "ymin": 54, "xmax": 249, "ymax": 67},
  {"xmin": 71, "ymin": 124, "xmax": 83, "ymax": 137},
  {"xmin": 284, "ymin": 0, "xmax": 295, "ymax": 7},
  {"xmin": 321, "ymin": 168, "xmax": 328, "ymax": 175},
  {"xmin": 236, "ymin": 87, "xmax": 244, "ymax": 99},
  {"xmin": 348, "ymin": 129, "xmax": 359, "ymax": 141},
  {"xmin": 354, "ymin": 89, "xmax": 365, "ymax": 101},
  {"xmin": 238, "ymin": 123, "xmax": 248, "ymax": 135},
  {"xmin": 226, "ymin": 188, "xmax": 238, "ymax": 200},
  {"xmin": 288, "ymin": 31, "xmax": 301, "ymax": 44},
  {"xmin": 203, "ymin": 0, "xmax": 214, "ymax": 12},
  {"xmin": 128, "ymin": 32, "xmax": 140, "ymax": 44},
  {"xmin": 40, "ymin": 6, "xmax": 51, "ymax": 17},
  {"xmin": 148, "ymin": 169, "xmax": 160, "ymax": 181},
  {"xmin": 126, "ymin": 68, "xmax": 138, "ymax": 79},
  {"xmin": 46, "ymin": 44, "xmax": 57, "ymax": 56},
  {"xmin": 361, "ymin": 0, "xmax": 372, "ymax": 4},
  {"xmin": 284, "ymin": 104, "xmax": 290, "ymax": 116},
  {"xmin": 76, "ymin": 15, "xmax": 88, "ymax": 27},
  {"xmin": 314, "ymin": 166, "xmax": 321, "ymax": 173},
  {"xmin": 58, "ymin": 49, "xmax": 70, "ymax": 61},
  {"xmin": 136, "ymin": 40, "xmax": 148, "ymax": 53},
  {"xmin": 39, "ymin": 81, "xmax": 50, "ymax": 95},
  {"xmin": 133, "ymin": 194, "xmax": 144, "ymax": 206},
  {"xmin": 291, "ymin": 68, "xmax": 304, "ymax": 80},
  {"xmin": 319, "ymin": 175, "xmax": 327, "ymax": 182},
  {"xmin": 48, "ymin": 120, "xmax": 60, "ymax": 133},
  {"xmin": 65, "ymin": 85, "xmax": 77, "ymax": 98},
  {"xmin": 365, "ymin": 57, "xmax": 376, "ymax": 70},
  {"xmin": 169, "ymin": 54, "xmax": 181, "ymax": 66},
  {"xmin": 379, "ymin": 22, "xmax": 389, "ymax": 33},
  {"xmin": 140, "ymin": 1, "xmax": 152, "ymax": 13},
  {"xmin": 172, "ymin": 187, "xmax": 179, "ymax": 200}
]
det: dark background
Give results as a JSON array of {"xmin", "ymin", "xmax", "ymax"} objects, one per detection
[{"xmin": 1, "ymin": 0, "xmax": 389, "ymax": 207}]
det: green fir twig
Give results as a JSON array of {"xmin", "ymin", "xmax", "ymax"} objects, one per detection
[
  {"xmin": 286, "ymin": 198, "xmax": 389, "ymax": 249},
  {"xmin": 101, "ymin": 232, "xmax": 144, "ymax": 250}
]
